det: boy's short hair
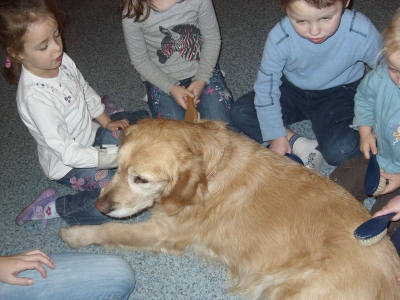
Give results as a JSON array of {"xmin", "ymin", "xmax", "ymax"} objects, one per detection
[{"xmin": 280, "ymin": 0, "xmax": 348, "ymax": 10}]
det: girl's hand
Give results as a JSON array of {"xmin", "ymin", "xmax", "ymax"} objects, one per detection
[
  {"xmin": 106, "ymin": 118, "xmax": 129, "ymax": 131},
  {"xmin": 187, "ymin": 80, "xmax": 206, "ymax": 105},
  {"xmin": 170, "ymin": 85, "xmax": 195, "ymax": 110},
  {"xmin": 96, "ymin": 112, "xmax": 128, "ymax": 131},
  {"xmin": 372, "ymin": 195, "xmax": 400, "ymax": 222},
  {"xmin": 0, "ymin": 249, "xmax": 55, "ymax": 286},
  {"xmin": 269, "ymin": 137, "xmax": 291, "ymax": 156},
  {"xmin": 380, "ymin": 173, "xmax": 400, "ymax": 195}
]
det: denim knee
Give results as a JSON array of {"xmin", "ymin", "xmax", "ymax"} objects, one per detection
[
  {"xmin": 316, "ymin": 104, "xmax": 360, "ymax": 166},
  {"xmin": 320, "ymin": 138, "xmax": 360, "ymax": 166},
  {"xmin": 55, "ymin": 190, "xmax": 112, "ymax": 225},
  {"xmin": 231, "ymin": 91, "xmax": 263, "ymax": 142}
]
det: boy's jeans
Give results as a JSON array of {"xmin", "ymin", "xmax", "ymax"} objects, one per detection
[{"xmin": 231, "ymin": 76, "xmax": 361, "ymax": 166}]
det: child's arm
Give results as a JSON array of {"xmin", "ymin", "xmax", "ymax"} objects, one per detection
[
  {"xmin": 373, "ymin": 195, "xmax": 400, "ymax": 222},
  {"xmin": 353, "ymin": 70, "xmax": 379, "ymax": 155},
  {"xmin": 269, "ymin": 136, "xmax": 292, "ymax": 156},
  {"xmin": 0, "ymin": 250, "xmax": 55, "ymax": 286},
  {"xmin": 95, "ymin": 112, "xmax": 129, "ymax": 131},
  {"xmin": 65, "ymin": 55, "xmax": 129, "ymax": 131},
  {"xmin": 186, "ymin": 80, "xmax": 205, "ymax": 104},
  {"xmin": 253, "ymin": 21, "xmax": 289, "ymax": 144},
  {"xmin": 122, "ymin": 19, "xmax": 177, "ymax": 95},
  {"xmin": 358, "ymin": 125, "xmax": 377, "ymax": 159},
  {"xmin": 192, "ymin": 0, "xmax": 221, "ymax": 88},
  {"xmin": 23, "ymin": 92, "xmax": 112, "ymax": 170},
  {"xmin": 170, "ymin": 85, "xmax": 196, "ymax": 109}
]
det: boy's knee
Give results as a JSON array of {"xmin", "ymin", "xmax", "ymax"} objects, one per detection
[
  {"xmin": 230, "ymin": 103, "xmax": 242, "ymax": 122},
  {"xmin": 231, "ymin": 93, "xmax": 256, "ymax": 122},
  {"xmin": 319, "ymin": 127, "xmax": 360, "ymax": 166},
  {"xmin": 323, "ymin": 149, "xmax": 359, "ymax": 166}
]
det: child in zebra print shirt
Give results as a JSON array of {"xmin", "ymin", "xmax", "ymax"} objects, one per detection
[{"xmin": 121, "ymin": 0, "xmax": 237, "ymax": 130}]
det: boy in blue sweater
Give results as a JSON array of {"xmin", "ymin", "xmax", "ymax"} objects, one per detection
[{"xmin": 231, "ymin": 0, "xmax": 382, "ymax": 172}]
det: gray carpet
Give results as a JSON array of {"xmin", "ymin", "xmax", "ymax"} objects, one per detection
[{"xmin": 0, "ymin": 0, "xmax": 397, "ymax": 299}]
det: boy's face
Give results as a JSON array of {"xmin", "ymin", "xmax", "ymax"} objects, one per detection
[
  {"xmin": 18, "ymin": 17, "xmax": 63, "ymax": 78},
  {"xmin": 286, "ymin": 0, "xmax": 349, "ymax": 44},
  {"xmin": 387, "ymin": 53, "xmax": 400, "ymax": 89}
]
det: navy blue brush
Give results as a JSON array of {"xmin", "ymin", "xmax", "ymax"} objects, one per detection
[
  {"xmin": 364, "ymin": 151, "xmax": 386, "ymax": 197},
  {"xmin": 354, "ymin": 213, "xmax": 396, "ymax": 246},
  {"xmin": 266, "ymin": 145, "xmax": 303, "ymax": 165},
  {"xmin": 285, "ymin": 152, "xmax": 303, "ymax": 165}
]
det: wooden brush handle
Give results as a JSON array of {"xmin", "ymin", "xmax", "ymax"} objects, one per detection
[{"xmin": 184, "ymin": 96, "xmax": 198, "ymax": 122}]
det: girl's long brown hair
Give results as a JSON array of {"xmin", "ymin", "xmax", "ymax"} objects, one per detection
[
  {"xmin": 0, "ymin": 0, "xmax": 66, "ymax": 84},
  {"xmin": 119, "ymin": 0, "xmax": 153, "ymax": 22}
]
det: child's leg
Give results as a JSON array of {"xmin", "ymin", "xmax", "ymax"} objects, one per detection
[
  {"xmin": 196, "ymin": 65, "xmax": 238, "ymax": 131},
  {"xmin": 231, "ymin": 77, "xmax": 323, "ymax": 171},
  {"xmin": 280, "ymin": 76, "xmax": 323, "ymax": 171},
  {"xmin": 16, "ymin": 190, "xmax": 112, "ymax": 226},
  {"xmin": 310, "ymin": 81, "xmax": 361, "ymax": 166},
  {"xmin": 55, "ymin": 190, "xmax": 112, "ymax": 225},
  {"xmin": 56, "ymin": 167, "xmax": 116, "ymax": 192},
  {"xmin": 289, "ymin": 134, "xmax": 323, "ymax": 172},
  {"xmin": 15, "ymin": 188, "xmax": 60, "ymax": 226},
  {"xmin": 145, "ymin": 82, "xmax": 186, "ymax": 120},
  {"xmin": 329, "ymin": 153, "xmax": 369, "ymax": 202},
  {"xmin": 230, "ymin": 91, "xmax": 264, "ymax": 142},
  {"xmin": 0, "ymin": 253, "xmax": 135, "ymax": 300}
]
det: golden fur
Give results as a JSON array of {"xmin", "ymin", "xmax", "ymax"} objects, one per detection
[{"xmin": 59, "ymin": 118, "xmax": 400, "ymax": 299}]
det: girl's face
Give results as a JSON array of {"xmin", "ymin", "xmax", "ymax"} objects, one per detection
[
  {"xmin": 387, "ymin": 52, "xmax": 400, "ymax": 89},
  {"xmin": 18, "ymin": 17, "xmax": 63, "ymax": 78},
  {"xmin": 286, "ymin": 0, "xmax": 350, "ymax": 44}
]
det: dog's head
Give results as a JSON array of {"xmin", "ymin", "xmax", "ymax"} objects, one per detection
[{"xmin": 96, "ymin": 118, "xmax": 228, "ymax": 218}]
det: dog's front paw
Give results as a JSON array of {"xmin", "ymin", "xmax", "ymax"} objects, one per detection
[{"xmin": 58, "ymin": 226, "xmax": 94, "ymax": 249}]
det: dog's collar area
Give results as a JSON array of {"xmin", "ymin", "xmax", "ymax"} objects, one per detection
[{"xmin": 205, "ymin": 147, "xmax": 225, "ymax": 180}]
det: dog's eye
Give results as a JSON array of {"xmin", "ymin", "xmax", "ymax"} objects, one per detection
[{"xmin": 133, "ymin": 175, "xmax": 148, "ymax": 184}]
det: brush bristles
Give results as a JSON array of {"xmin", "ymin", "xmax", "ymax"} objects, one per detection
[
  {"xmin": 372, "ymin": 180, "xmax": 387, "ymax": 197},
  {"xmin": 372, "ymin": 171, "xmax": 387, "ymax": 197},
  {"xmin": 357, "ymin": 228, "xmax": 388, "ymax": 246}
]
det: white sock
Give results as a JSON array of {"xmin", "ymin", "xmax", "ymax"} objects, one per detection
[{"xmin": 290, "ymin": 135, "xmax": 323, "ymax": 172}]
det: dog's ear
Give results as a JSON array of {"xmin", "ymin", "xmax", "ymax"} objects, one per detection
[{"xmin": 161, "ymin": 159, "xmax": 208, "ymax": 215}]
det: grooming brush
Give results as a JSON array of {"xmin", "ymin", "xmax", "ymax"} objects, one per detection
[
  {"xmin": 354, "ymin": 213, "xmax": 396, "ymax": 246},
  {"xmin": 285, "ymin": 153, "xmax": 304, "ymax": 165},
  {"xmin": 184, "ymin": 96, "xmax": 199, "ymax": 122},
  {"xmin": 266, "ymin": 145, "xmax": 303, "ymax": 165},
  {"xmin": 364, "ymin": 151, "xmax": 386, "ymax": 197}
]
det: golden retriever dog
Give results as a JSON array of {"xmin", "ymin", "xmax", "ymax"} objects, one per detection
[{"xmin": 59, "ymin": 118, "xmax": 400, "ymax": 299}]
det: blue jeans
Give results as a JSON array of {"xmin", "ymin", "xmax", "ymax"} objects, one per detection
[
  {"xmin": 55, "ymin": 190, "xmax": 110, "ymax": 225},
  {"xmin": 146, "ymin": 65, "xmax": 238, "ymax": 132},
  {"xmin": 231, "ymin": 76, "xmax": 361, "ymax": 166},
  {"xmin": 0, "ymin": 253, "xmax": 135, "ymax": 300},
  {"xmin": 55, "ymin": 110, "xmax": 149, "ymax": 225}
]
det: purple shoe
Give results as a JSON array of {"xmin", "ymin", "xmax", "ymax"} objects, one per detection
[
  {"xmin": 15, "ymin": 187, "xmax": 60, "ymax": 226},
  {"xmin": 101, "ymin": 95, "xmax": 124, "ymax": 116}
]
